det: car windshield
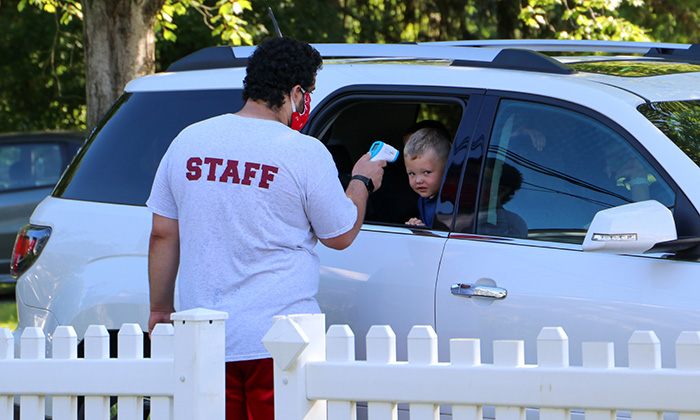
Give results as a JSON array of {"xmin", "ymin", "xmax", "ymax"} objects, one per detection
[
  {"xmin": 638, "ymin": 100, "xmax": 700, "ymax": 168},
  {"xmin": 54, "ymin": 89, "xmax": 244, "ymax": 206}
]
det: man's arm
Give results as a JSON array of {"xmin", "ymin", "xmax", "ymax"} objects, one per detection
[
  {"xmin": 148, "ymin": 213, "xmax": 180, "ymax": 334},
  {"xmin": 320, "ymin": 153, "xmax": 385, "ymax": 250}
]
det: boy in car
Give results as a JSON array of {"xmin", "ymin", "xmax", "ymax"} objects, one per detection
[{"xmin": 403, "ymin": 127, "xmax": 451, "ymax": 227}]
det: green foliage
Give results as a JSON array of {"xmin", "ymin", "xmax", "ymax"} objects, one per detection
[
  {"xmin": 519, "ymin": 0, "xmax": 650, "ymax": 41},
  {"xmin": 7, "ymin": 0, "xmax": 700, "ymax": 132},
  {"xmin": 0, "ymin": 0, "xmax": 85, "ymax": 132},
  {"xmin": 0, "ymin": 300, "xmax": 17, "ymax": 331},
  {"xmin": 640, "ymin": 100, "xmax": 700, "ymax": 167},
  {"xmin": 618, "ymin": 0, "xmax": 700, "ymax": 43},
  {"xmin": 157, "ymin": 1, "xmax": 253, "ymax": 45},
  {"xmin": 245, "ymin": 0, "xmax": 650, "ymax": 44}
]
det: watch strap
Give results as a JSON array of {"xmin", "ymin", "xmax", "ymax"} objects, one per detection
[{"xmin": 351, "ymin": 174, "xmax": 374, "ymax": 194}]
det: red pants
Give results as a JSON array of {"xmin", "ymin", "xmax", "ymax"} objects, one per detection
[{"xmin": 226, "ymin": 358, "xmax": 274, "ymax": 420}]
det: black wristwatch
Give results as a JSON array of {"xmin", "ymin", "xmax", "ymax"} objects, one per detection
[{"xmin": 351, "ymin": 174, "xmax": 374, "ymax": 194}]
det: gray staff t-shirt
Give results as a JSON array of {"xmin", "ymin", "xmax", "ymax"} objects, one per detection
[{"xmin": 147, "ymin": 113, "xmax": 357, "ymax": 362}]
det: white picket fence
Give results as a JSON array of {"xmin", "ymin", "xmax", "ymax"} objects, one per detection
[
  {"xmin": 0, "ymin": 308, "xmax": 227, "ymax": 420},
  {"xmin": 4, "ymin": 310, "xmax": 700, "ymax": 420},
  {"xmin": 261, "ymin": 313, "xmax": 700, "ymax": 420}
]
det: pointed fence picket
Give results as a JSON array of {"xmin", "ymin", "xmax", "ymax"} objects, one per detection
[
  {"xmin": 262, "ymin": 314, "xmax": 700, "ymax": 420},
  {"xmin": 0, "ymin": 308, "xmax": 226, "ymax": 420}
]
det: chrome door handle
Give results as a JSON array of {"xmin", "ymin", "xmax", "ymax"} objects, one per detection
[{"xmin": 451, "ymin": 283, "xmax": 507, "ymax": 299}]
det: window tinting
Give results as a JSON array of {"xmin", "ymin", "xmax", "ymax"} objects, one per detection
[
  {"xmin": 638, "ymin": 100, "xmax": 700, "ymax": 168},
  {"xmin": 54, "ymin": 90, "xmax": 244, "ymax": 205},
  {"xmin": 473, "ymin": 99, "xmax": 675, "ymax": 244}
]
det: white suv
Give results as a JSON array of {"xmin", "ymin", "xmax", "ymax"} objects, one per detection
[{"xmin": 11, "ymin": 40, "xmax": 700, "ymax": 371}]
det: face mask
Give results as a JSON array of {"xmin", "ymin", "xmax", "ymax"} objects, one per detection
[{"xmin": 291, "ymin": 89, "xmax": 311, "ymax": 131}]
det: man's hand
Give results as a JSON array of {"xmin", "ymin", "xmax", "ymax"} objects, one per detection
[
  {"xmin": 149, "ymin": 310, "xmax": 174, "ymax": 337},
  {"xmin": 351, "ymin": 152, "xmax": 386, "ymax": 192}
]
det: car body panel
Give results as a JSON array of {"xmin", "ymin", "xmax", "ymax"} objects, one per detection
[
  {"xmin": 0, "ymin": 132, "xmax": 83, "ymax": 283},
  {"xmin": 316, "ymin": 226, "xmax": 447, "ymax": 361},
  {"xmin": 12, "ymin": 43, "xmax": 700, "ymax": 375},
  {"xmin": 14, "ymin": 198, "xmax": 154, "ymax": 349},
  {"xmin": 436, "ymin": 236, "xmax": 700, "ymax": 368}
]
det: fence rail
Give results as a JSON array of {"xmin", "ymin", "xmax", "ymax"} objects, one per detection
[
  {"xmin": 4, "ymin": 311, "xmax": 700, "ymax": 420},
  {"xmin": 0, "ymin": 308, "xmax": 227, "ymax": 420},
  {"xmin": 262, "ymin": 313, "xmax": 700, "ymax": 420}
]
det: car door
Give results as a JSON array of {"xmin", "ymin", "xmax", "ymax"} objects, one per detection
[
  {"xmin": 435, "ymin": 95, "xmax": 700, "ymax": 367},
  {"xmin": 311, "ymin": 88, "xmax": 481, "ymax": 360}
]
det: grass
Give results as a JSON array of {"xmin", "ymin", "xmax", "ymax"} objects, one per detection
[
  {"xmin": 0, "ymin": 283, "xmax": 17, "ymax": 331},
  {"xmin": 0, "ymin": 300, "xmax": 17, "ymax": 331}
]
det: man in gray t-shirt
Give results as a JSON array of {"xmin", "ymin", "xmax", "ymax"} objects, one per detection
[{"xmin": 147, "ymin": 37, "xmax": 385, "ymax": 420}]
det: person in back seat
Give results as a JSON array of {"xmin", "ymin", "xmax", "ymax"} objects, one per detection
[{"xmin": 403, "ymin": 127, "xmax": 452, "ymax": 228}]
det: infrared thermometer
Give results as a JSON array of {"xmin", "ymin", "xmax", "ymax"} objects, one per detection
[{"xmin": 369, "ymin": 141, "xmax": 399, "ymax": 162}]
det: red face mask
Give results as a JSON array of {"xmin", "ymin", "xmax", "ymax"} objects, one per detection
[{"xmin": 291, "ymin": 89, "xmax": 311, "ymax": 131}]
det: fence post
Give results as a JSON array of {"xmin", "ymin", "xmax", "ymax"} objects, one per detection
[
  {"xmin": 151, "ymin": 323, "xmax": 175, "ymax": 420},
  {"xmin": 172, "ymin": 308, "xmax": 228, "ymax": 420},
  {"xmin": 52, "ymin": 326, "xmax": 78, "ymax": 420},
  {"xmin": 84, "ymin": 325, "xmax": 110, "ymax": 420},
  {"xmin": 366, "ymin": 325, "xmax": 397, "ymax": 420},
  {"xmin": 0, "ymin": 328, "xmax": 13, "ymax": 419},
  {"xmin": 537, "ymin": 327, "xmax": 570, "ymax": 420},
  {"xmin": 118, "ymin": 324, "xmax": 144, "ymax": 419},
  {"xmin": 262, "ymin": 313, "xmax": 326, "ymax": 420},
  {"xmin": 450, "ymin": 338, "xmax": 482, "ymax": 420},
  {"xmin": 676, "ymin": 332, "xmax": 700, "ymax": 420},
  {"xmin": 582, "ymin": 341, "xmax": 615, "ymax": 420},
  {"xmin": 408, "ymin": 326, "xmax": 439, "ymax": 420},
  {"xmin": 326, "ymin": 325, "xmax": 356, "ymax": 420},
  {"xmin": 629, "ymin": 331, "xmax": 662, "ymax": 420},
  {"xmin": 493, "ymin": 340, "xmax": 525, "ymax": 420},
  {"xmin": 20, "ymin": 328, "xmax": 45, "ymax": 420}
]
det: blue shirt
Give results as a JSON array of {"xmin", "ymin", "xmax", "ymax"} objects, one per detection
[{"xmin": 418, "ymin": 195, "xmax": 438, "ymax": 228}]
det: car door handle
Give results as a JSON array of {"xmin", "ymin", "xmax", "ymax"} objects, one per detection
[{"xmin": 451, "ymin": 283, "xmax": 507, "ymax": 299}]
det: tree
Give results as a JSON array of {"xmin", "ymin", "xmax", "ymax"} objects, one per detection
[
  {"xmin": 0, "ymin": 1, "xmax": 84, "ymax": 132},
  {"xmin": 9, "ymin": 0, "xmax": 696, "ymax": 133},
  {"xmin": 518, "ymin": 0, "xmax": 650, "ymax": 41},
  {"xmin": 619, "ymin": 0, "xmax": 700, "ymax": 44},
  {"xmin": 247, "ymin": 0, "xmax": 650, "ymax": 44},
  {"xmin": 18, "ymin": 0, "xmax": 252, "ymax": 131}
]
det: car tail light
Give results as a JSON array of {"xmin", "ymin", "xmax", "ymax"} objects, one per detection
[{"xmin": 11, "ymin": 225, "xmax": 52, "ymax": 279}]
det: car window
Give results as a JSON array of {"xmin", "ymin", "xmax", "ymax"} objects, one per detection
[
  {"xmin": 316, "ymin": 98, "xmax": 464, "ymax": 228},
  {"xmin": 637, "ymin": 100, "xmax": 700, "ymax": 168},
  {"xmin": 470, "ymin": 99, "xmax": 676, "ymax": 244},
  {"xmin": 0, "ymin": 143, "xmax": 63, "ymax": 191},
  {"xmin": 54, "ymin": 90, "xmax": 244, "ymax": 206}
]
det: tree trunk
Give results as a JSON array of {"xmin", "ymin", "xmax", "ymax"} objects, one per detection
[{"xmin": 82, "ymin": 0, "xmax": 166, "ymax": 131}]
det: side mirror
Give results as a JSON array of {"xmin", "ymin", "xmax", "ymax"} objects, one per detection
[{"xmin": 582, "ymin": 200, "xmax": 676, "ymax": 254}]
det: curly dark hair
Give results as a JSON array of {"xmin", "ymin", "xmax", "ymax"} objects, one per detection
[{"xmin": 242, "ymin": 37, "xmax": 322, "ymax": 110}]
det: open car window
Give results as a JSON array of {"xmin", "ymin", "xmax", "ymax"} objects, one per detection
[{"xmin": 316, "ymin": 97, "xmax": 465, "ymax": 228}]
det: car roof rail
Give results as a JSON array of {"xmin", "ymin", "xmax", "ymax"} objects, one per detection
[
  {"xmin": 168, "ymin": 43, "xmax": 503, "ymax": 72},
  {"xmin": 451, "ymin": 48, "xmax": 575, "ymax": 74},
  {"xmin": 644, "ymin": 43, "xmax": 700, "ymax": 63},
  {"xmin": 167, "ymin": 46, "xmax": 249, "ymax": 72},
  {"xmin": 167, "ymin": 40, "xmax": 700, "ymax": 73},
  {"xmin": 167, "ymin": 42, "xmax": 576, "ymax": 75},
  {"xmin": 418, "ymin": 39, "xmax": 695, "ymax": 56}
]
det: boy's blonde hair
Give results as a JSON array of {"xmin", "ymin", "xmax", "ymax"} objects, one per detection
[{"xmin": 404, "ymin": 127, "xmax": 451, "ymax": 162}]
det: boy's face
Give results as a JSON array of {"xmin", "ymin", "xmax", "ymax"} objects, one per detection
[{"xmin": 405, "ymin": 150, "xmax": 446, "ymax": 199}]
